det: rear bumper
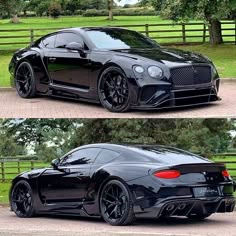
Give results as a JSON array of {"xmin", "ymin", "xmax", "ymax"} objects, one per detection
[
  {"xmin": 131, "ymin": 80, "xmax": 220, "ymax": 110},
  {"xmin": 134, "ymin": 196, "xmax": 235, "ymax": 218}
]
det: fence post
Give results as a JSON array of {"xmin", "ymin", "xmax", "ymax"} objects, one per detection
[
  {"xmin": 203, "ymin": 24, "xmax": 206, "ymax": 43},
  {"xmin": 182, "ymin": 23, "xmax": 186, "ymax": 44},
  {"xmin": 1, "ymin": 162, "xmax": 5, "ymax": 183},
  {"xmin": 145, "ymin": 24, "xmax": 149, "ymax": 37},
  {"xmin": 31, "ymin": 161, "xmax": 34, "ymax": 170},
  {"xmin": 17, "ymin": 161, "xmax": 20, "ymax": 175},
  {"xmin": 30, "ymin": 29, "xmax": 34, "ymax": 44},
  {"xmin": 235, "ymin": 20, "xmax": 236, "ymax": 45}
]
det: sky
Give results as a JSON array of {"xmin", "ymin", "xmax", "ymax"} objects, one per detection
[{"xmin": 117, "ymin": 0, "xmax": 139, "ymax": 6}]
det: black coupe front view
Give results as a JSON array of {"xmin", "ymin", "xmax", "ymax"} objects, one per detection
[
  {"xmin": 10, "ymin": 144, "xmax": 235, "ymax": 226},
  {"xmin": 9, "ymin": 27, "xmax": 220, "ymax": 112}
]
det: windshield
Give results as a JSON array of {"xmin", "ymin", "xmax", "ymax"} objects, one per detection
[{"xmin": 85, "ymin": 28, "xmax": 160, "ymax": 50}]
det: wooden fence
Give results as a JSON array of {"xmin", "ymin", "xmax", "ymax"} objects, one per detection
[
  {"xmin": 0, "ymin": 158, "xmax": 47, "ymax": 182},
  {"xmin": 1, "ymin": 154, "xmax": 236, "ymax": 182},
  {"xmin": 0, "ymin": 21, "xmax": 236, "ymax": 50}
]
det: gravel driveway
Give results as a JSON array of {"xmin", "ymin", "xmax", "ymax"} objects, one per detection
[
  {"xmin": 0, "ymin": 207, "xmax": 236, "ymax": 236},
  {"xmin": 0, "ymin": 81, "xmax": 235, "ymax": 118}
]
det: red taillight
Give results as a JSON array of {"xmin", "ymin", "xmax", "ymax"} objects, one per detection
[
  {"xmin": 222, "ymin": 170, "xmax": 230, "ymax": 178},
  {"xmin": 154, "ymin": 170, "xmax": 181, "ymax": 179}
]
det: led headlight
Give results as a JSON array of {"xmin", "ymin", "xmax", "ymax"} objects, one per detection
[
  {"xmin": 134, "ymin": 66, "xmax": 144, "ymax": 74},
  {"xmin": 148, "ymin": 66, "xmax": 163, "ymax": 79}
]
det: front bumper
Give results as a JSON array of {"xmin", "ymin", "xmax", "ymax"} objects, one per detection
[
  {"xmin": 134, "ymin": 196, "xmax": 235, "ymax": 218},
  {"xmin": 131, "ymin": 79, "xmax": 220, "ymax": 110}
]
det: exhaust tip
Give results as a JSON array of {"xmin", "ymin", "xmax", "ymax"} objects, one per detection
[{"xmin": 166, "ymin": 204, "xmax": 175, "ymax": 211}]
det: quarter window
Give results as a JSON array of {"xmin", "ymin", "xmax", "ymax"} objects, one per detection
[
  {"xmin": 61, "ymin": 148, "xmax": 101, "ymax": 166},
  {"xmin": 55, "ymin": 33, "xmax": 84, "ymax": 49},
  {"xmin": 42, "ymin": 34, "xmax": 57, "ymax": 49},
  {"xmin": 94, "ymin": 149, "xmax": 120, "ymax": 164}
]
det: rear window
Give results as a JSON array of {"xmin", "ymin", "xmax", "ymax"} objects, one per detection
[{"xmin": 128, "ymin": 146, "xmax": 209, "ymax": 165}]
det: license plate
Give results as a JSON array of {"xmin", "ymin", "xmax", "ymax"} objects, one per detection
[{"xmin": 193, "ymin": 187, "xmax": 219, "ymax": 197}]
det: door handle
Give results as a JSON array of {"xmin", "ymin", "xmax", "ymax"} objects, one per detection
[{"xmin": 49, "ymin": 57, "xmax": 56, "ymax": 63}]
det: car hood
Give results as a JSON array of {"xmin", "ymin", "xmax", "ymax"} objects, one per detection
[
  {"xmin": 111, "ymin": 47, "xmax": 210, "ymax": 67},
  {"xmin": 16, "ymin": 168, "xmax": 48, "ymax": 179}
]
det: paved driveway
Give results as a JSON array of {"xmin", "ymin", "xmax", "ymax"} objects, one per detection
[
  {"xmin": 0, "ymin": 207, "xmax": 236, "ymax": 236},
  {"xmin": 0, "ymin": 81, "xmax": 235, "ymax": 118}
]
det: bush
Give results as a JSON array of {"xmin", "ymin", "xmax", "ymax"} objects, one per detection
[
  {"xmin": 48, "ymin": 2, "xmax": 62, "ymax": 19},
  {"xmin": 82, "ymin": 8, "xmax": 157, "ymax": 17}
]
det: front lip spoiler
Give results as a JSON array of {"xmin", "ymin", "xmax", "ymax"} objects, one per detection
[
  {"xmin": 131, "ymin": 97, "xmax": 221, "ymax": 111},
  {"xmin": 134, "ymin": 197, "xmax": 235, "ymax": 218}
]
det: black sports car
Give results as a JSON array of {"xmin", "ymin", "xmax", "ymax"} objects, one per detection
[
  {"xmin": 10, "ymin": 144, "xmax": 235, "ymax": 226},
  {"xmin": 9, "ymin": 27, "xmax": 220, "ymax": 113}
]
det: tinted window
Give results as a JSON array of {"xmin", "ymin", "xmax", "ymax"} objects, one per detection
[
  {"xmin": 61, "ymin": 148, "xmax": 101, "ymax": 166},
  {"xmin": 95, "ymin": 149, "xmax": 120, "ymax": 164},
  {"xmin": 85, "ymin": 29, "xmax": 159, "ymax": 50},
  {"xmin": 42, "ymin": 34, "xmax": 57, "ymax": 49},
  {"xmin": 55, "ymin": 33, "xmax": 84, "ymax": 49},
  {"xmin": 128, "ymin": 146, "xmax": 209, "ymax": 165}
]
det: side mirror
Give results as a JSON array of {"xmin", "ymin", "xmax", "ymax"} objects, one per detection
[
  {"xmin": 51, "ymin": 159, "xmax": 60, "ymax": 170},
  {"xmin": 65, "ymin": 42, "xmax": 84, "ymax": 52}
]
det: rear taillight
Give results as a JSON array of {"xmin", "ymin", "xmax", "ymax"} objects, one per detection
[
  {"xmin": 222, "ymin": 170, "xmax": 230, "ymax": 178},
  {"xmin": 154, "ymin": 170, "xmax": 181, "ymax": 179}
]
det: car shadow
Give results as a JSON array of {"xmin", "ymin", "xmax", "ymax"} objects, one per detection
[{"xmin": 36, "ymin": 214, "xmax": 230, "ymax": 227}]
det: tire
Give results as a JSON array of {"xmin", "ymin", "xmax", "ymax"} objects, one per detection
[
  {"xmin": 98, "ymin": 66, "xmax": 131, "ymax": 113},
  {"xmin": 15, "ymin": 61, "xmax": 37, "ymax": 98},
  {"xmin": 100, "ymin": 180, "xmax": 135, "ymax": 226},
  {"xmin": 187, "ymin": 213, "xmax": 212, "ymax": 220},
  {"xmin": 10, "ymin": 180, "xmax": 36, "ymax": 218}
]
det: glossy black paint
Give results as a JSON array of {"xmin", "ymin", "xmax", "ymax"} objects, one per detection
[
  {"xmin": 9, "ymin": 27, "xmax": 220, "ymax": 111},
  {"xmin": 10, "ymin": 144, "xmax": 235, "ymax": 219}
]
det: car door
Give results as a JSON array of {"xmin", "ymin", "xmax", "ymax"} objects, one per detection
[
  {"xmin": 38, "ymin": 148, "xmax": 101, "ymax": 205},
  {"xmin": 47, "ymin": 32, "xmax": 91, "ymax": 89}
]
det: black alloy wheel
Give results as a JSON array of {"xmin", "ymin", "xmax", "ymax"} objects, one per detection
[
  {"xmin": 11, "ymin": 180, "xmax": 35, "ymax": 218},
  {"xmin": 15, "ymin": 61, "xmax": 37, "ymax": 98},
  {"xmin": 100, "ymin": 180, "xmax": 135, "ymax": 226},
  {"xmin": 98, "ymin": 67, "xmax": 131, "ymax": 113}
]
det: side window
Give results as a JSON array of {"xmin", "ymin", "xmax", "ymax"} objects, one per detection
[
  {"xmin": 42, "ymin": 34, "xmax": 57, "ymax": 49},
  {"xmin": 61, "ymin": 148, "xmax": 101, "ymax": 166},
  {"xmin": 55, "ymin": 33, "xmax": 84, "ymax": 49},
  {"xmin": 94, "ymin": 149, "xmax": 120, "ymax": 164}
]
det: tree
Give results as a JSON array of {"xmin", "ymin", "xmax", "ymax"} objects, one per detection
[
  {"xmin": 73, "ymin": 119, "xmax": 234, "ymax": 157},
  {"xmin": 0, "ymin": 0, "xmax": 25, "ymax": 22},
  {"xmin": 48, "ymin": 1, "xmax": 62, "ymax": 18},
  {"xmin": 0, "ymin": 121, "xmax": 25, "ymax": 157},
  {"xmin": 150, "ymin": 0, "xmax": 236, "ymax": 45}
]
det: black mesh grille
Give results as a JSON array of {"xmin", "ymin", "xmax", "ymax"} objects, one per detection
[{"xmin": 171, "ymin": 66, "xmax": 212, "ymax": 87}]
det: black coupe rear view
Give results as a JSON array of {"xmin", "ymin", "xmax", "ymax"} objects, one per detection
[
  {"xmin": 10, "ymin": 144, "xmax": 235, "ymax": 226},
  {"xmin": 9, "ymin": 27, "xmax": 220, "ymax": 113}
]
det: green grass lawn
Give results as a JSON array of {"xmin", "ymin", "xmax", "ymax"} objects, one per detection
[
  {"xmin": 0, "ymin": 15, "xmax": 235, "ymax": 87},
  {"xmin": 0, "ymin": 182, "xmax": 10, "ymax": 204},
  {"xmin": 0, "ymin": 16, "xmax": 235, "ymax": 49}
]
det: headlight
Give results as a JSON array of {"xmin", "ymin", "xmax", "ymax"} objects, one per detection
[
  {"xmin": 134, "ymin": 66, "xmax": 144, "ymax": 74},
  {"xmin": 148, "ymin": 66, "xmax": 163, "ymax": 79}
]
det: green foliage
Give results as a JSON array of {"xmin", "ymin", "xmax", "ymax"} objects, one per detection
[
  {"xmin": 1, "ymin": 118, "xmax": 235, "ymax": 161},
  {"xmin": 150, "ymin": 0, "xmax": 236, "ymax": 21},
  {"xmin": 74, "ymin": 119, "xmax": 234, "ymax": 157},
  {"xmin": 82, "ymin": 8, "xmax": 157, "ymax": 17},
  {"xmin": 48, "ymin": 1, "xmax": 62, "ymax": 18},
  {"xmin": 0, "ymin": 121, "xmax": 25, "ymax": 157}
]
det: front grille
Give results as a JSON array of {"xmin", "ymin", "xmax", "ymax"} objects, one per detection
[{"xmin": 171, "ymin": 65, "xmax": 212, "ymax": 87}]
